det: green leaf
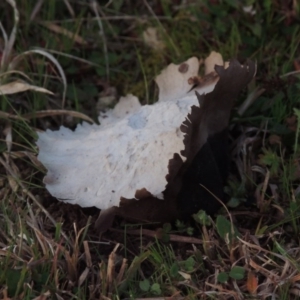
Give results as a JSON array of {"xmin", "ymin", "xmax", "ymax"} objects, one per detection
[
  {"xmin": 184, "ymin": 257, "xmax": 195, "ymax": 272},
  {"xmin": 248, "ymin": 23, "xmax": 262, "ymax": 38},
  {"xmin": 216, "ymin": 215, "xmax": 240, "ymax": 242},
  {"xmin": 224, "ymin": 0, "xmax": 238, "ymax": 8},
  {"xmin": 108, "ymin": 53, "xmax": 119, "ymax": 64},
  {"xmin": 229, "ymin": 266, "xmax": 245, "ymax": 280},
  {"xmin": 263, "ymin": 0, "xmax": 272, "ymax": 12},
  {"xmin": 175, "ymin": 220, "xmax": 185, "ymax": 229},
  {"xmin": 5, "ymin": 268, "xmax": 25, "ymax": 297},
  {"xmin": 95, "ymin": 67, "xmax": 106, "ymax": 77},
  {"xmin": 32, "ymin": 269, "xmax": 50, "ymax": 291},
  {"xmin": 170, "ymin": 262, "xmax": 179, "ymax": 278},
  {"xmin": 161, "ymin": 232, "xmax": 170, "ymax": 243},
  {"xmin": 217, "ymin": 272, "xmax": 229, "ymax": 283},
  {"xmin": 150, "ymin": 283, "xmax": 161, "ymax": 295},
  {"xmin": 193, "ymin": 210, "xmax": 211, "ymax": 226},
  {"xmin": 54, "ymin": 222, "xmax": 62, "ymax": 241},
  {"xmin": 186, "ymin": 227, "xmax": 194, "ymax": 236},
  {"xmin": 289, "ymin": 201, "xmax": 299, "ymax": 213},
  {"xmin": 112, "ymin": 0, "xmax": 124, "ymax": 11},
  {"xmin": 163, "ymin": 223, "xmax": 172, "ymax": 232},
  {"xmin": 258, "ymin": 148, "xmax": 280, "ymax": 176},
  {"xmin": 226, "ymin": 197, "xmax": 243, "ymax": 208},
  {"xmin": 139, "ymin": 279, "xmax": 150, "ymax": 292},
  {"xmin": 256, "ymin": 225, "xmax": 268, "ymax": 236}
]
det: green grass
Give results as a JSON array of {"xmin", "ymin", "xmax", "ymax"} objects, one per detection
[{"xmin": 1, "ymin": 0, "xmax": 300, "ymax": 299}]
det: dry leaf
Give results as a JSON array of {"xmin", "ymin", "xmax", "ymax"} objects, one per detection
[
  {"xmin": 3, "ymin": 122, "xmax": 12, "ymax": 152},
  {"xmin": 0, "ymin": 81, "xmax": 53, "ymax": 95},
  {"xmin": 111, "ymin": 59, "xmax": 255, "ymax": 224},
  {"xmin": 243, "ymin": 5, "xmax": 256, "ymax": 15},
  {"xmin": 40, "ymin": 22, "xmax": 87, "ymax": 45},
  {"xmin": 142, "ymin": 27, "xmax": 165, "ymax": 51},
  {"xmin": 32, "ymin": 291, "xmax": 51, "ymax": 300},
  {"xmin": 246, "ymin": 271, "xmax": 258, "ymax": 294}
]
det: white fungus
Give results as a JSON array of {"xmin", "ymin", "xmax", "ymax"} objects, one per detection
[{"xmin": 37, "ymin": 52, "xmax": 224, "ymax": 209}]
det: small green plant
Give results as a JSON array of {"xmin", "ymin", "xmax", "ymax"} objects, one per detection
[
  {"xmin": 1, "ymin": 0, "xmax": 300, "ymax": 299},
  {"xmin": 150, "ymin": 283, "xmax": 162, "ymax": 295},
  {"xmin": 175, "ymin": 220, "xmax": 194, "ymax": 235},
  {"xmin": 216, "ymin": 215, "xmax": 240, "ymax": 244},
  {"xmin": 259, "ymin": 148, "xmax": 280, "ymax": 176},
  {"xmin": 139, "ymin": 279, "xmax": 150, "ymax": 292},
  {"xmin": 217, "ymin": 266, "xmax": 246, "ymax": 283},
  {"xmin": 193, "ymin": 209, "xmax": 212, "ymax": 226}
]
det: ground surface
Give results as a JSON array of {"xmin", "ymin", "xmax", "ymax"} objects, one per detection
[{"xmin": 0, "ymin": 0, "xmax": 300, "ymax": 299}]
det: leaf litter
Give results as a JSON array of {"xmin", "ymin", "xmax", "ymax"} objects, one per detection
[{"xmin": 1, "ymin": 1, "xmax": 300, "ymax": 298}]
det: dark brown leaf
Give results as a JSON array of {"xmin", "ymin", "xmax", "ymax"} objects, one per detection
[{"xmin": 97, "ymin": 59, "xmax": 256, "ymax": 231}]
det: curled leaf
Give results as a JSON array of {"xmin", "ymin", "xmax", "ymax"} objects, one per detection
[{"xmin": 0, "ymin": 81, "xmax": 53, "ymax": 95}]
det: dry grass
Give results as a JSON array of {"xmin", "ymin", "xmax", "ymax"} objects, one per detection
[{"xmin": 1, "ymin": 0, "xmax": 300, "ymax": 299}]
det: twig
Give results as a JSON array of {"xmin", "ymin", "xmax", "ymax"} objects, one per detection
[
  {"xmin": 281, "ymin": 70, "xmax": 300, "ymax": 77},
  {"xmin": 110, "ymin": 228, "xmax": 203, "ymax": 244},
  {"xmin": 47, "ymin": 16, "xmax": 172, "ymax": 23}
]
